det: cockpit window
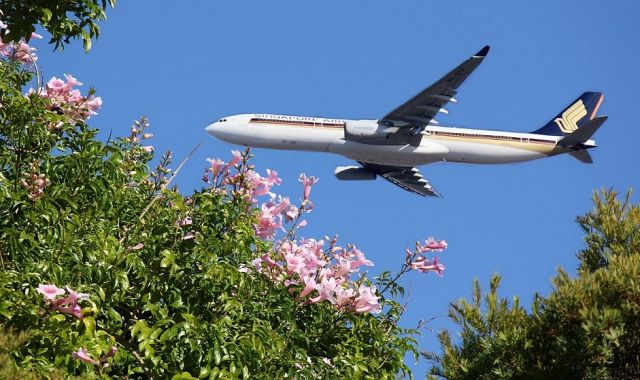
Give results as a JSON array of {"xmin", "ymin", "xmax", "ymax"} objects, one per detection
[{"xmin": 218, "ymin": 118, "xmax": 227, "ymax": 122}]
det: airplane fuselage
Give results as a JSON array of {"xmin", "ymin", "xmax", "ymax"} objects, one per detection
[{"xmin": 206, "ymin": 113, "xmax": 588, "ymax": 167}]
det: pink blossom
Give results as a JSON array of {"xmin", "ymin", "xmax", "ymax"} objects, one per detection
[
  {"xmin": 229, "ymin": 150, "xmax": 243, "ymax": 166},
  {"xmin": 349, "ymin": 247, "xmax": 374, "ymax": 269},
  {"xmin": 253, "ymin": 205, "xmax": 282, "ymax": 240},
  {"xmin": 72, "ymin": 348, "xmax": 99, "ymax": 365},
  {"xmin": 266, "ymin": 169, "xmax": 282, "ymax": 185},
  {"xmin": 298, "ymin": 275, "xmax": 318, "ymax": 298},
  {"xmin": 297, "ymin": 219, "xmax": 307, "ymax": 227},
  {"xmin": 284, "ymin": 205, "xmax": 299, "ymax": 222},
  {"xmin": 419, "ymin": 238, "xmax": 448, "ymax": 252},
  {"xmin": 207, "ymin": 158, "xmax": 226, "ymax": 179},
  {"xmin": 46, "ymin": 77, "xmax": 66, "ymax": 92},
  {"xmin": 142, "ymin": 145, "xmax": 154, "ymax": 153},
  {"xmin": 178, "ymin": 217, "xmax": 193, "ymax": 226},
  {"xmin": 63, "ymin": 74, "xmax": 82, "ymax": 91},
  {"xmin": 130, "ymin": 243, "xmax": 144, "ymax": 250},
  {"xmin": 182, "ymin": 232, "xmax": 195, "ymax": 240},
  {"xmin": 30, "ymin": 32, "xmax": 43, "ymax": 40},
  {"xmin": 285, "ymin": 251, "xmax": 305, "ymax": 274},
  {"xmin": 410, "ymin": 256, "xmax": 445, "ymax": 276},
  {"xmin": 310, "ymin": 277, "xmax": 337, "ymax": 304},
  {"xmin": 298, "ymin": 174, "xmax": 318, "ymax": 201},
  {"xmin": 352, "ymin": 285, "xmax": 381, "ymax": 313},
  {"xmin": 37, "ymin": 284, "xmax": 65, "ymax": 300},
  {"xmin": 334, "ymin": 286, "xmax": 355, "ymax": 308}
]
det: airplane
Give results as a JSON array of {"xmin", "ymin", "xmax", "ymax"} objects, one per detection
[{"xmin": 206, "ymin": 45, "xmax": 607, "ymax": 197}]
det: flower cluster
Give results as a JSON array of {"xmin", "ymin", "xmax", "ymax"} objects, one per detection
[
  {"xmin": 20, "ymin": 162, "xmax": 50, "ymax": 201},
  {"xmin": 128, "ymin": 117, "xmax": 153, "ymax": 151},
  {"xmin": 37, "ymin": 284, "xmax": 88, "ymax": 319},
  {"xmin": 37, "ymin": 75, "xmax": 102, "ymax": 126},
  {"xmin": 251, "ymin": 238, "xmax": 381, "ymax": 314},
  {"xmin": 405, "ymin": 238, "xmax": 447, "ymax": 276},
  {"xmin": 0, "ymin": 16, "xmax": 41, "ymax": 65},
  {"xmin": 204, "ymin": 150, "xmax": 292, "ymax": 210}
]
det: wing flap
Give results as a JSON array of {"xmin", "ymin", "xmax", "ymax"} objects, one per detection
[{"xmin": 360, "ymin": 163, "xmax": 441, "ymax": 197}]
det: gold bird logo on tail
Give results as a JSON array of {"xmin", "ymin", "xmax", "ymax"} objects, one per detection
[{"xmin": 554, "ymin": 99, "xmax": 587, "ymax": 133}]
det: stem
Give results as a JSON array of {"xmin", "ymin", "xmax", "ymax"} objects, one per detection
[{"xmin": 138, "ymin": 141, "xmax": 202, "ymax": 222}]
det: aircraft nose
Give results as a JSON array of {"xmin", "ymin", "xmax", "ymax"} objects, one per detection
[{"xmin": 205, "ymin": 122, "xmax": 220, "ymax": 137}]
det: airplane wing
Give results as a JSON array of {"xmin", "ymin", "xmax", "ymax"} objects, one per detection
[
  {"xmin": 376, "ymin": 45, "xmax": 490, "ymax": 145},
  {"xmin": 360, "ymin": 162, "xmax": 441, "ymax": 197}
]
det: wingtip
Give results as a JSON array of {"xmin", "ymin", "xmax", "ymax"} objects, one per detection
[{"xmin": 474, "ymin": 45, "xmax": 490, "ymax": 58}]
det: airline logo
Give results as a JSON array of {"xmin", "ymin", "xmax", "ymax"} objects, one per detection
[{"xmin": 554, "ymin": 100, "xmax": 587, "ymax": 133}]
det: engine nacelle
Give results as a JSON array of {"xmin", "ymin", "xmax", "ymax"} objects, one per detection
[
  {"xmin": 344, "ymin": 120, "xmax": 381, "ymax": 137},
  {"xmin": 334, "ymin": 166, "xmax": 377, "ymax": 180}
]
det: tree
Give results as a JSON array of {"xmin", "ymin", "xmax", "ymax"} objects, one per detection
[
  {"xmin": 0, "ymin": 28, "xmax": 450, "ymax": 379},
  {"xmin": 0, "ymin": 0, "xmax": 115, "ymax": 50},
  {"xmin": 427, "ymin": 190, "xmax": 640, "ymax": 380}
]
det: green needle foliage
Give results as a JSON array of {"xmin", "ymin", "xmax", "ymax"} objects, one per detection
[{"xmin": 428, "ymin": 190, "xmax": 640, "ymax": 380}]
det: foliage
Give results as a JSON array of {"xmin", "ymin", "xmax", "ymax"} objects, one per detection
[
  {"xmin": 0, "ymin": 47, "xmax": 449, "ymax": 378},
  {"xmin": 577, "ymin": 189, "xmax": 640, "ymax": 273},
  {"xmin": 0, "ymin": 0, "xmax": 115, "ymax": 51},
  {"xmin": 427, "ymin": 190, "xmax": 640, "ymax": 380}
]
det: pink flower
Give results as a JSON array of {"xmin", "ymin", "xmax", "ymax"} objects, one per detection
[
  {"xmin": 310, "ymin": 277, "xmax": 337, "ymax": 304},
  {"xmin": 334, "ymin": 286, "xmax": 355, "ymax": 308},
  {"xmin": 299, "ymin": 275, "xmax": 318, "ymax": 298},
  {"xmin": 37, "ymin": 284, "xmax": 65, "ymax": 300},
  {"xmin": 298, "ymin": 174, "xmax": 318, "ymax": 201},
  {"xmin": 349, "ymin": 247, "xmax": 373, "ymax": 269},
  {"xmin": 266, "ymin": 169, "xmax": 282, "ymax": 185},
  {"xmin": 284, "ymin": 205, "xmax": 299, "ymax": 222},
  {"xmin": 419, "ymin": 238, "xmax": 448, "ymax": 252},
  {"xmin": 253, "ymin": 205, "xmax": 283, "ymax": 240},
  {"xmin": 178, "ymin": 217, "xmax": 193, "ymax": 226},
  {"xmin": 285, "ymin": 251, "xmax": 305, "ymax": 274},
  {"xmin": 182, "ymin": 232, "xmax": 195, "ymax": 240},
  {"xmin": 229, "ymin": 150, "xmax": 243, "ymax": 166},
  {"xmin": 353, "ymin": 285, "xmax": 381, "ymax": 313},
  {"xmin": 46, "ymin": 77, "xmax": 66, "ymax": 93},
  {"xmin": 72, "ymin": 348, "xmax": 99, "ymax": 365},
  {"xmin": 142, "ymin": 145, "xmax": 154, "ymax": 153},
  {"xmin": 130, "ymin": 243, "xmax": 144, "ymax": 250},
  {"xmin": 206, "ymin": 158, "xmax": 226, "ymax": 179},
  {"xmin": 63, "ymin": 74, "xmax": 82, "ymax": 91},
  {"xmin": 410, "ymin": 256, "xmax": 445, "ymax": 276}
]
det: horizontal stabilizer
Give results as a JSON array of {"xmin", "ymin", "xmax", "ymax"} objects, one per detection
[
  {"xmin": 568, "ymin": 150, "xmax": 593, "ymax": 164},
  {"xmin": 558, "ymin": 116, "xmax": 608, "ymax": 146}
]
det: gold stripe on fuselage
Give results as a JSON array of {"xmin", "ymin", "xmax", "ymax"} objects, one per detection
[
  {"xmin": 425, "ymin": 132, "xmax": 561, "ymax": 155},
  {"xmin": 250, "ymin": 119, "xmax": 563, "ymax": 155}
]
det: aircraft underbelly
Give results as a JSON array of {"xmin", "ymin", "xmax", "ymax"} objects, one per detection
[{"xmin": 328, "ymin": 139, "xmax": 449, "ymax": 166}]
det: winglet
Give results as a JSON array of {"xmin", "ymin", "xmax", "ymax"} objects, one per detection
[{"xmin": 474, "ymin": 45, "xmax": 490, "ymax": 58}]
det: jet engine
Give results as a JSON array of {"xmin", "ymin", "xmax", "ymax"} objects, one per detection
[
  {"xmin": 344, "ymin": 120, "xmax": 381, "ymax": 137},
  {"xmin": 334, "ymin": 166, "xmax": 377, "ymax": 180}
]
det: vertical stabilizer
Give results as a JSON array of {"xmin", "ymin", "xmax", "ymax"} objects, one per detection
[{"xmin": 532, "ymin": 92, "xmax": 604, "ymax": 136}]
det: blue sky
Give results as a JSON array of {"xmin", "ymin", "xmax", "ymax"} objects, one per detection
[{"xmin": 36, "ymin": 1, "xmax": 640, "ymax": 375}]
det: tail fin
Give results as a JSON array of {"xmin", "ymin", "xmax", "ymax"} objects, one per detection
[{"xmin": 532, "ymin": 92, "xmax": 604, "ymax": 136}]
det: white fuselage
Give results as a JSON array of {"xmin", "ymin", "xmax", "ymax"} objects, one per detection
[{"xmin": 206, "ymin": 114, "xmax": 587, "ymax": 167}]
